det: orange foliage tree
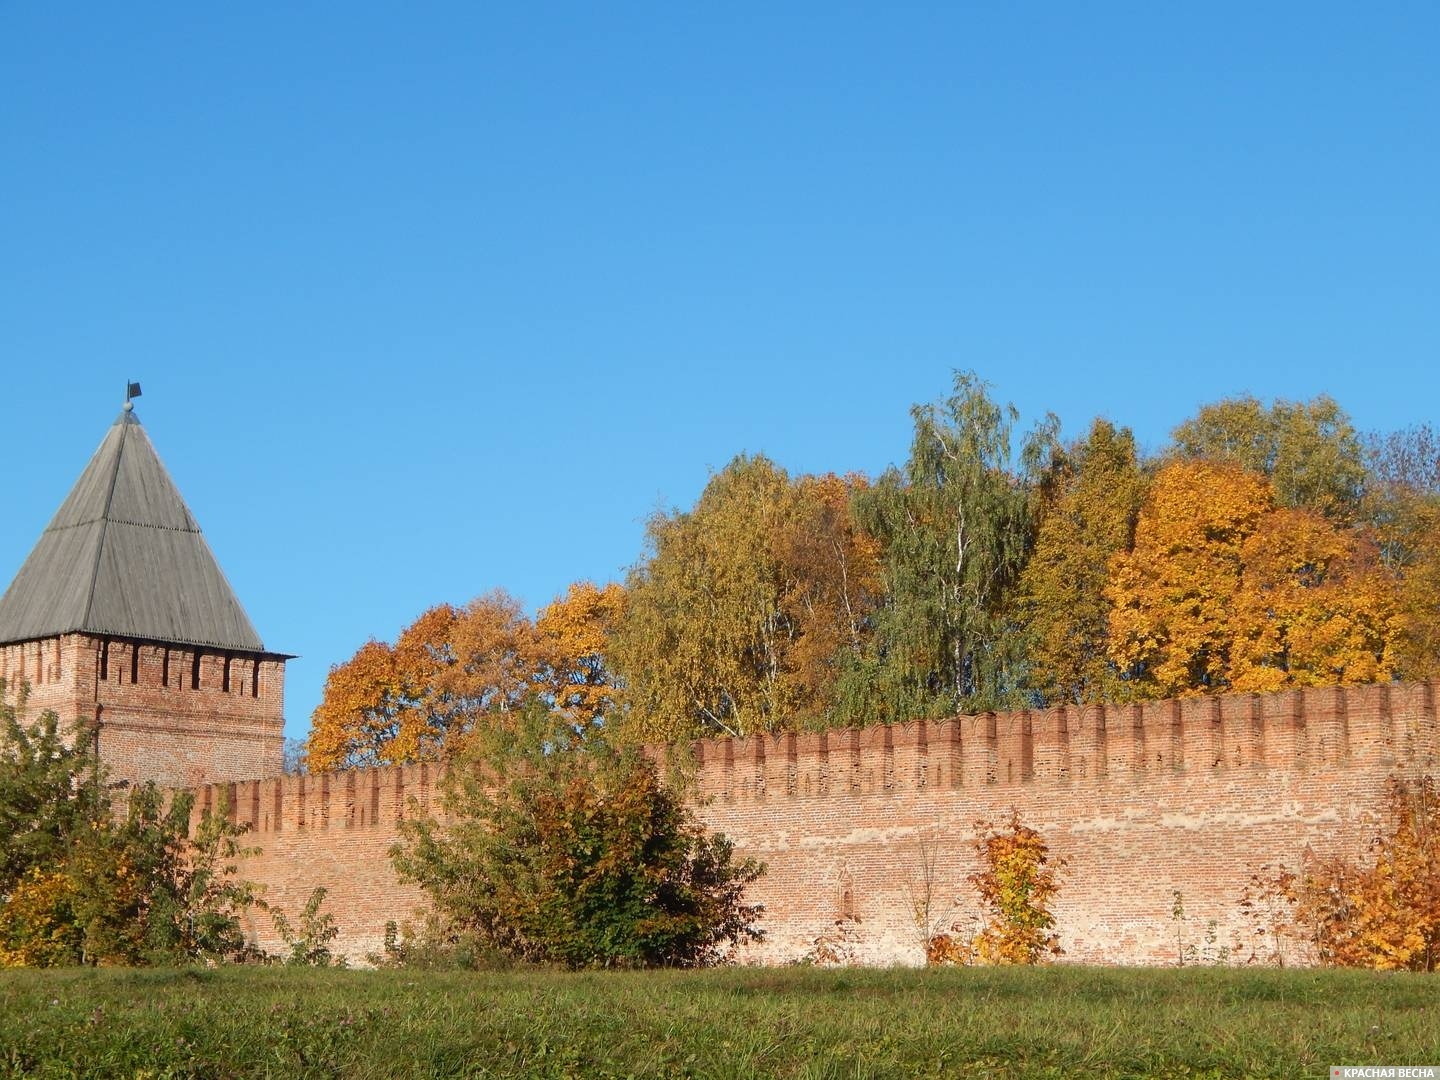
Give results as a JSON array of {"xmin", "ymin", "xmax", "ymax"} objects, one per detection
[
  {"xmin": 1227, "ymin": 509, "xmax": 1398, "ymax": 693},
  {"xmin": 535, "ymin": 580, "xmax": 627, "ymax": 725},
  {"xmin": 307, "ymin": 584, "xmax": 625, "ymax": 771}
]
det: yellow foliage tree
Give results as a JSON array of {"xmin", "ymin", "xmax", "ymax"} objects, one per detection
[
  {"xmin": 1106, "ymin": 461, "xmax": 1273, "ymax": 698},
  {"xmin": 969, "ymin": 811, "xmax": 1065, "ymax": 965},
  {"xmin": 0, "ymin": 869, "xmax": 84, "ymax": 968},
  {"xmin": 1393, "ymin": 512, "xmax": 1440, "ymax": 680},
  {"xmin": 1015, "ymin": 419, "xmax": 1146, "ymax": 705},
  {"xmin": 1107, "ymin": 461, "xmax": 1401, "ymax": 698},
  {"xmin": 611, "ymin": 456, "xmax": 882, "ymax": 742},
  {"xmin": 535, "ymin": 581, "xmax": 627, "ymax": 725},
  {"xmin": 1228, "ymin": 509, "xmax": 1398, "ymax": 693},
  {"xmin": 1297, "ymin": 777, "xmax": 1440, "ymax": 971}
]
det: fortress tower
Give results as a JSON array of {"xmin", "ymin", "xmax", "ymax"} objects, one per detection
[{"xmin": 0, "ymin": 399, "xmax": 288, "ymax": 787}]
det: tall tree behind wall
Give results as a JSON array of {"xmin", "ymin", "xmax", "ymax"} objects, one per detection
[
  {"xmin": 1169, "ymin": 394, "xmax": 1367, "ymax": 521},
  {"xmin": 1363, "ymin": 424, "xmax": 1440, "ymax": 678},
  {"xmin": 610, "ymin": 457, "xmax": 882, "ymax": 741},
  {"xmin": 307, "ymin": 586, "xmax": 624, "ymax": 770},
  {"xmin": 1106, "ymin": 460, "xmax": 1403, "ymax": 699},
  {"xmin": 836, "ymin": 371, "xmax": 1060, "ymax": 723},
  {"xmin": 1014, "ymin": 419, "xmax": 1146, "ymax": 706}
]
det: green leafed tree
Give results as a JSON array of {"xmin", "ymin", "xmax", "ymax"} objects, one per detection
[
  {"xmin": 391, "ymin": 702, "xmax": 764, "ymax": 969},
  {"xmin": 1169, "ymin": 394, "xmax": 1366, "ymax": 520},
  {"xmin": 1362, "ymin": 423, "xmax": 1440, "ymax": 678},
  {"xmin": 1, "ymin": 684, "xmax": 259, "ymax": 967},
  {"xmin": 0, "ymin": 685, "xmax": 106, "ymax": 897},
  {"xmin": 837, "ymin": 371, "xmax": 1059, "ymax": 722}
]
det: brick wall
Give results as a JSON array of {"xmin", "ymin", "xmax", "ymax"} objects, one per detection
[
  {"xmin": 2, "ymin": 633, "xmax": 285, "ymax": 788},
  {"xmin": 190, "ymin": 765, "xmax": 443, "ymax": 961},
  {"xmin": 186, "ymin": 681, "xmax": 1438, "ymax": 966}
]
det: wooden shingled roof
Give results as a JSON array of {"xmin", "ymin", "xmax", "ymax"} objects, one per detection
[{"xmin": 0, "ymin": 406, "xmax": 270, "ymax": 653}]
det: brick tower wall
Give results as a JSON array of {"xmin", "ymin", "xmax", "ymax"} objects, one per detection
[
  {"xmin": 1, "ymin": 633, "xmax": 285, "ymax": 788},
  {"xmin": 187, "ymin": 681, "xmax": 1439, "ymax": 966}
]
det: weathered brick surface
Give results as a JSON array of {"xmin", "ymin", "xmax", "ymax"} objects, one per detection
[
  {"xmin": 2, "ymin": 633, "xmax": 285, "ymax": 788},
  {"xmin": 191, "ymin": 765, "xmax": 443, "ymax": 961},
  {"xmin": 184, "ymin": 681, "xmax": 1438, "ymax": 966}
]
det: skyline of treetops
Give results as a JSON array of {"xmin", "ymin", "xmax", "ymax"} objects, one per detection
[{"xmin": 306, "ymin": 372, "xmax": 1440, "ymax": 771}]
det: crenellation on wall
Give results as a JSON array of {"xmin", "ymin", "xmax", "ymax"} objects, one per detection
[
  {"xmin": 1030, "ymin": 706, "xmax": 1068, "ymax": 783},
  {"xmin": 1068, "ymin": 704, "xmax": 1103, "ymax": 781},
  {"xmin": 0, "ymin": 632, "xmax": 289, "ymax": 788},
  {"xmin": 891, "ymin": 721, "xmax": 925, "ymax": 790},
  {"xmin": 954, "ymin": 713, "xmax": 986, "ymax": 786},
  {"xmin": 1389, "ymin": 681, "xmax": 1426, "ymax": 763},
  {"xmin": 163, "ymin": 679, "xmax": 1440, "ymax": 965},
  {"xmin": 857, "ymin": 724, "xmax": 889, "ymax": 792},
  {"xmin": 1262, "ymin": 690, "xmax": 1303, "ymax": 769}
]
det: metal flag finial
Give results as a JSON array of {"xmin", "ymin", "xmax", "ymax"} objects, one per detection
[{"xmin": 124, "ymin": 381, "xmax": 142, "ymax": 411}]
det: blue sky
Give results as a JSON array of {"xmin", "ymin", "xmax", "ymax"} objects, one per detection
[{"xmin": 3, "ymin": 4, "xmax": 1437, "ymax": 742}]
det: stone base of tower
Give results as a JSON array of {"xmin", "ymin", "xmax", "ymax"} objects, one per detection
[{"xmin": 1, "ymin": 633, "xmax": 285, "ymax": 789}]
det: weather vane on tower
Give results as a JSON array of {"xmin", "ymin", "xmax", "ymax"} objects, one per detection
[{"xmin": 124, "ymin": 380, "xmax": 142, "ymax": 412}]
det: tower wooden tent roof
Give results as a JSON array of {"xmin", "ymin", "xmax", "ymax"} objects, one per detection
[{"xmin": 0, "ymin": 406, "xmax": 269, "ymax": 653}]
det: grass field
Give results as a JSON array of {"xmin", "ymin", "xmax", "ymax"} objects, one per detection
[{"xmin": 1, "ymin": 965, "xmax": 1437, "ymax": 1079}]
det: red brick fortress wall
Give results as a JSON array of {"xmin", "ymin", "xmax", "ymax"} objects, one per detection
[
  {"xmin": 679, "ymin": 681, "xmax": 1438, "ymax": 965},
  {"xmin": 190, "ymin": 765, "xmax": 444, "ymax": 961},
  {"xmin": 187, "ymin": 681, "xmax": 1439, "ymax": 966},
  {"xmin": 1, "ymin": 633, "xmax": 285, "ymax": 788},
  {"xmin": 0, "ymin": 636, "xmax": 81, "ymax": 725}
]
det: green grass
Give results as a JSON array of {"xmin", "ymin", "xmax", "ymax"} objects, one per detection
[{"xmin": 1, "ymin": 965, "xmax": 1436, "ymax": 1079}]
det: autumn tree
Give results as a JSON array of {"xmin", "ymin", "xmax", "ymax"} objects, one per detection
[
  {"xmin": 611, "ymin": 457, "xmax": 882, "ymax": 741},
  {"xmin": 838, "ymin": 371, "xmax": 1059, "ymax": 723},
  {"xmin": 1014, "ymin": 419, "xmax": 1146, "ymax": 705},
  {"xmin": 771, "ymin": 473, "xmax": 884, "ymax": 728},
  {"xmin": 535, "ymin": 580, "xmax": 627, "ymax": 725},
  {"xmin": 1107, "ymin": 461, "xmax": 1273, "ymax": 697},
  {"xmin": 0, "ymin": 688, "xmax": 259, "ymax": 967},
  {"xmin": 927, "ymin": 812, "xmax": 1065, "ymax": 973},
  {"xmin": 1227, "ymin": 509, "xmax": 1398, "ymax": 693},
  {"xmin": 1391, "ymin": 514, "xmax": 1440, "ymax": 681},
  {"xmin": 968, "ymin": 811, "xmax": 1065, "ymax": 965},
  {"xmin": 1362, "ymin": 424, "xmax": 1440, "ymax": 678},
  {"xmin": 390, "ymin": 702, "xmax": 764, "ymax": 969},
  {"xmin": 1169, "ymin": 394, "xmax": 1366, "ymax": 520},
  {"xmin": 1107, "ymin": 460, "xmax": 1402, "ymax": 698},
  {"xmin": 308, "ymin": 585, "xmax": 625, "ymax": 770},
  {"xmin": 1295, "ymin": 776, "xmax": 1440, "ymax": 971}
]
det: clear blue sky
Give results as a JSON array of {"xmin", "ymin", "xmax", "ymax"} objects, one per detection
[{"xmin": 3, "ymin": 4, "xmax": 1437, "ymax": 743}]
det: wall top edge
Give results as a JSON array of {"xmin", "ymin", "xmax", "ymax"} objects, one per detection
[{"xmin": 177, "ymin": 679, "xmax": 1438, "ymax": 804}]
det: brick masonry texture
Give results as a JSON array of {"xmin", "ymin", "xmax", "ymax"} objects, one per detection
[
  {"xmin": 180, "ymin": 680, "xmax": 1438, "ymax": 966},
  {"xmin": 1, "ymin": 633, "xmax": 285, "ymax": 789}
]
